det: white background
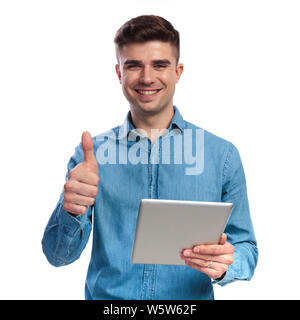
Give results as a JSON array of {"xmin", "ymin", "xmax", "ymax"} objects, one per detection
[{"xmin": 0, "ymin": 0, "xmax": 299, "ymax": 300}]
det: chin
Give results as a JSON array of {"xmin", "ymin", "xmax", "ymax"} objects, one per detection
[{"xmin": 133, "ymin": 102, "xmax": 169, "ymax": 115}]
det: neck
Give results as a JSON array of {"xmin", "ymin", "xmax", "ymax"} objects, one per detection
[{"xmin": 130, "ymin": 105, "xmax": 174, "ymax": 143}]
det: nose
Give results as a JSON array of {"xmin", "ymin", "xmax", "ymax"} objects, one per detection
[{"xmin": 139, "ymin": 65, "xmax": 155, "ymax": 85}]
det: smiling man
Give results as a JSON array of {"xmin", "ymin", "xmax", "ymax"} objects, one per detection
[
  {"xmin": 42, "ymin": 15, "xmax": 258, "ymax": 300},
  {"xmin": 115, "ymin": 40, "xmax": 183, "ymax": 138}
]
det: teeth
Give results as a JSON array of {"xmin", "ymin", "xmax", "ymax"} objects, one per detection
[{"xmin": 137, "ymin": 90, "xmax": 159, "ymax": 95}]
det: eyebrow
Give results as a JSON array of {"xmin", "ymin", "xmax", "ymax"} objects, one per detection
[
  {"xmin": 153, "ymin": 59, "xmax": 171, "ymax": 65},
  {"xmin": 124, "ymin": 60, "xmax": 142, "ymax": 66},
  {"xmin": 124, "ymin": 59, "xmax": 171, "ymax": 65}
]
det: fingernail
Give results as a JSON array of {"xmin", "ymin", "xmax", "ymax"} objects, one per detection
[
  {"xmin": 194, "ymin": 247, "xmax": 200, "ymax": 253},
  {"xmin": 183, "ymin": 250, "xmax": 191, "ymax": 257}
]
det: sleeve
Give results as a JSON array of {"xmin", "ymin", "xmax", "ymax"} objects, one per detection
[
  {"xmin": 41, "ymin": 143, "xmax": 93, "ymax": 267},
  {"xmin": 213, "ymin": 142, "xmax": 258, "ymax": 286}
]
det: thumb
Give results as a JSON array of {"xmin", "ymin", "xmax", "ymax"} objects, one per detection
[
  {"xmin": 81, "ymin": 131, "xmax": 97, "ymax": 165},
  {"xmin": 219, "ymin": 233, "xmax": 227, "ymax": 245}
]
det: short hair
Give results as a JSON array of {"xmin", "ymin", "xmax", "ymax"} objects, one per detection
[{"xmin": 114, "ymin": 15, "xmax": 180, "ymax": 64}]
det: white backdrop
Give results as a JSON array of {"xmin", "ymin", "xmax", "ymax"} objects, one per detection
[{"xmin": 1, "ymin": 0, "xmax": 299, "ymax": 299}]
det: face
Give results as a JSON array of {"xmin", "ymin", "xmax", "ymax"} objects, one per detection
[{"xmin": 115, "ymin": 41, "xmax": 183, "ymax": 116}]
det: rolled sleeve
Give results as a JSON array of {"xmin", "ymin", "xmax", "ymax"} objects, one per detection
[
  {"xmin": 42, "ymin": 143, "xmax": 93, "ymax": 267},
  {"xmin": 214, "ymin": 142, "xmax": 258, "ymax": 286}
]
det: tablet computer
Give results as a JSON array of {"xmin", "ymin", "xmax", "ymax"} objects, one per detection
[{"xmin": 131, "ymin": 199, "xmax": 233, "ymax": 265}]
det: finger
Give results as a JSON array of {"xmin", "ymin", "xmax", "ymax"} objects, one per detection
[
  {"xmin": 184, "ymin": 258, "xmax": 225, "ymax": 270},
  {"xmin": 192, "ymin": 241, "xmax": 234, "ymax": 255},
  {"xmin": 81, "ymin": 131, "xmax": 97, "ymax": 167},
  {"xmin": 68, "ymin": 168, "xmax": 100, "ymax": 186},
  {"xmin": 64, "ymin": 179, "xmax": 99, "ymax": 197},
  {"xmin": 64, "ymin": 192, "xmax": 95, "ymax": 207},
  {"xmin": 63, "ymin": 201, "xmax": 88, "ymax": 215},
  {"xmin": 181, "ymin": 257, "xmax": 212, "ymax": 268},
  {"xmin": 181, "ymin": 251, "xmax": 233, "ymax": 266},
  {"xmin": 219, "ymin": 233, "xmax": 227, "ymax": 245},
  {"xmin": 184, "ymin": 260, "xmax": 223, "ymax": 279}
]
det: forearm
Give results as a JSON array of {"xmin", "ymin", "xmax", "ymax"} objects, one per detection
[
  {"xmin": 42, "ymin": 198, "xmax": 92, "ymax": 267},
  {"xmin": 215, "ymin": 142, "xmax": 258, "ymax": 286}
]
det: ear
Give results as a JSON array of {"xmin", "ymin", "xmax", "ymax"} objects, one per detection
[
  {"xmin": 115, "ymin": 64, "xmax": 122, "ymax": 84},
  {"xmin": 175, "ymin": 63, "xmax": 184, "ymax": 83}
]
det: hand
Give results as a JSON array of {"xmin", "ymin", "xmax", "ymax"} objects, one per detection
[
  {"xmin": 63, "ymin": 131, "xmax": 99, "ymax": 215},
  {"xmin": 180, "ymin": 233, "xmax": 234, "ymax": 280}
]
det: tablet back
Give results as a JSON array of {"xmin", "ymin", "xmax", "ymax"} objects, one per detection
[{"xmin": 131, "ymin": 199, "xmax": 233, "ymax": 265}]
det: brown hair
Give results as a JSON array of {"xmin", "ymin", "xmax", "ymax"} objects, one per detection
[{"xmin": 114, "ymin": 15, "xmax": 180, "ymax": 64}]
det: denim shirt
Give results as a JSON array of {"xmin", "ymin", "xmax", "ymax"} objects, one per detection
[{"xmin": 42, "ymin": 106, "xmax": 258, "ymax": 300}]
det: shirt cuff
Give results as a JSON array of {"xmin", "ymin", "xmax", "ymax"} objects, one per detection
[
  {"xmin": 212, "ymin": 266, "xmax": 235, "ymax": 286},
  {"xmin": 212, "ymin": 250, "xmax": 243, "ymax": 286},
  {"xmin": 57, "ymin": 203, "xmax": 89, "ymax": 233}
]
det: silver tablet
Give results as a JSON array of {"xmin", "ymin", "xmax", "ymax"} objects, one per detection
[{"xmin": 131, "ymin": 199, "xmax": 233, "ymax": 265}]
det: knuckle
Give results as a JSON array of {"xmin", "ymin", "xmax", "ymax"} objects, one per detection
[
  {"xmin": 64, "ymin": 179, "xmax": 76, "ymax": 192},
  {"xmin": 63, "ymin": 201, "xmax": 69, "ymax": 211},
  {"xmin": 64, "ymin": 181, "xmax": 71, "ymax": 191},
  {"xmin": 225, "ymin": 254, "xmax": 233, "ymax": 264},
  {"xmin": 68, "ymin": 169, "xmax": 75, "ymax": 179},
  {"xmin": 201, "ymin": 260, "xmax": 209, "ymax": 267},
  {"xmin": 226, "ymin": 242, "xmax": 235, "ymax": 253},
  {"xmin": 92, "ymin": 186, "xmax": 98, "ymax": 197},
  {"xmin": 81, "ymin": 206, "xmax": 87, "ymax": 214},
  {"xmin": 69, "ymin": 166, "xmax": 81, "ymax": 180},
  {"xmin": 63, "ymin": 201, "xmax": 73, "ymax": 213},
  {"xmin": 222, "ymin": 265, "xmax": 228, "ymax": 274},
  {"xmin": 88, "ymin": 197, "xmax": 95, "ymax": 206},
  {"xmin": 63, "ymin": 192, "xmax": 70, "ymax": 201},
  {"xmin": 92, "ymin": 175, "xmax": 100, "ymax": 186}
]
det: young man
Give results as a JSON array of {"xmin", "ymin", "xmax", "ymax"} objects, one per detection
[{"xmin": 42, "ymin": 15, "xmax": 258, "ymax": 300}]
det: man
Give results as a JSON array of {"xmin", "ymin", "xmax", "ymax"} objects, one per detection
[{"xmin": 42, "ymin": 15, "xmax": 258, "ymax": 300}]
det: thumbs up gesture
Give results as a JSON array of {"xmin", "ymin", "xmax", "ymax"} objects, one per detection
[{"xmin": 63, "ymin": 132, "xmax": 99, "ymax": 215}]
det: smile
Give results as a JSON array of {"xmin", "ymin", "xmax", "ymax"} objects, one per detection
[{"xmin": 135, "ymin": 89, "xmax": 162, "ymax": 96}]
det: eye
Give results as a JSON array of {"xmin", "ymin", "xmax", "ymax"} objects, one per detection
[
  {"xmin": 154, "ymin": 64, "xmax": 167, "ymax": 69},
  {"xmin": 126, "ymin": 65, "xmax": 141, "ymax": 70}
]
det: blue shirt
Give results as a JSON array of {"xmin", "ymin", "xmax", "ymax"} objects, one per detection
[{"xmin": 42, "ymin": 106, "xmax": 258, "ymax": 300}]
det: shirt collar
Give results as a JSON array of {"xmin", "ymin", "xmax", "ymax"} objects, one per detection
[{"xmin": 118, "ymin": 105, "xmax": 185, "ymax": 140}]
